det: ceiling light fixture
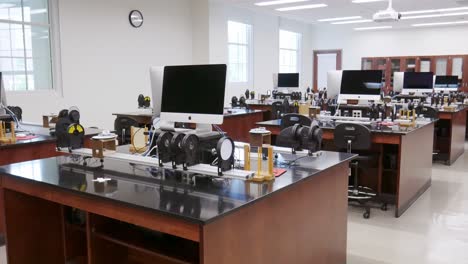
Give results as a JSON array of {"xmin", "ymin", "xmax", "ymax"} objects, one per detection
[
  {"xmin": 0, "ymin": 3, "xmax": 16, "ymax": 8},
  {"xmin": 352, "ymin": 0, "xmax": 386, "ymax": 3},
  {"xmin": 276, "ymin": 3, "xmax": 327, "ymax": 11},
  {"xmin": 402, "ymin": 11, "xmax": 468, "ymax": 20},
  {"xmin": 331, "ymin": 19, "xmax": 373, "ymax": 25},
  {"xmin": 412, "ymin": 20, "xmax": 468, "ymax": 27},
  {"xmin": 318, "ymin": 16, "xmax": 362, "ymax": 22},
  {"xmin": 354, "ymin": 26, "xmax": 392, "ymax": 30},
  {"xmin": 401, "ymin": 7, "xmax": 468, "ymax": 15},
  {"xmin": 255, "ymin": 0, "xmax": 310, "ymax": 6}
]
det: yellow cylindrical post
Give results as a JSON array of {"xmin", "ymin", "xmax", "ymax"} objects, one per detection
[
  {"xmin": 257, "ymin": 147, "xmax": 262, "ymax": 176},
  {"xmin": 244, "ymin": 144, "xmax": 251, "ymax": 171}
]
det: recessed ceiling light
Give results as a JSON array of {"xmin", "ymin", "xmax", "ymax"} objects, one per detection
[
  {"xmin": 255, "ymin": 0, "xmax": 310, "ymax": 6},
  {"xmin": 412, "ymin": 21, "xmax": 468, "ymax": 27},
  {"xmin": 331, "ymin": 19, "xmax": 373, "ymax": 25},
  {"xmin": 402, "ymin": 11, "xmax": 468, "ymax": 20},
  {"xmin": 401, "ymin": 7, "xmax": 468, "ymax": 15},
  {"xmin": 276, "ymin": 3, "xmax": 327, "ymax": 11},
  {"xmin": 318, "ymin": 16, "xmax": 362, "ymax": 22},
  {"xmin": 352, "ymin": 0, "xmax": 386, "ymax": 3},
  {"xmin": 354, "ymin": 26, "xmax": 392, "ymax": 31}
]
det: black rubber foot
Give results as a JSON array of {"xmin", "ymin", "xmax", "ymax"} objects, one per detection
[{"xmin": 363, "ymin": 211, "xmax": 370, "ymax": 219}]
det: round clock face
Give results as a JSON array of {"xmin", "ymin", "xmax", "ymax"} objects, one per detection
[{"xmin": 129, "ymin": 10, "xmax": 144, "ymax": 28}]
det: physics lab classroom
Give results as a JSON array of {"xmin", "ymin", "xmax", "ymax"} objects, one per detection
[{"xmin": 1, "ymin": 0, "xmax": 468, "ymax": 263}]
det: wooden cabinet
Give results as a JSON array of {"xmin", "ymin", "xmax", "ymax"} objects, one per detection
[{"xmin": 362, "ymin": 54, "xmax": 468, "ymax": 92}]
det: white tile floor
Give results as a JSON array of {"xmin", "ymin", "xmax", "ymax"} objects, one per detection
[{"xmin": 1, "ymin": 143, "xmax": 467, "ymax": 264}]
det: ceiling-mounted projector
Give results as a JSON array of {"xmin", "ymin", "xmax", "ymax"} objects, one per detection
[{"xmin": 373, "ymin": 0, "xmax": 401, "ymax": 22}]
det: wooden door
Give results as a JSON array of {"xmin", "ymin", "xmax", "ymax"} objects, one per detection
[{"xmin": 313, "ymin": 50, "xmax": 342, "ymax": 91}]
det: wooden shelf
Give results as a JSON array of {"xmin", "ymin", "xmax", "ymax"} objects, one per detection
[
  {"xmin": 66, "ymin": 256, "xmax": 87, "ymax": 264},
  {"xmin": 91, "ymin": 217, "xmax": 199, "ymax": 264},
  {"xmin": 65, "ymin": 222, "xmax": 86, "ymax": 233}
]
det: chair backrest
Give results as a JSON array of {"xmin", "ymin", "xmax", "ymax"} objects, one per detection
[
  {"xmin": 420, "ymin": 106, "xmax": 438, "ymax": 119},
  {"xmin": 334, "ymin": 123, "xmax": 371, "ymax": 152},
  {"xmin": 281, "ymin": 114, "xmax": 312, "ymax": 129},
  {"xmin": 271, "ymin": 101, "xmax": 284, "ymax": 120}
]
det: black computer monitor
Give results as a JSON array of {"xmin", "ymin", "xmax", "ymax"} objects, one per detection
[
  {"xmin": 403, "ymin": 72, "xmax": 434, "ymax": 91},
  {"xmin": 278, "ymin": 73, "xmax": 299, "ymax": 88},
  {"xmin": 160, "ymin": 64, "xmax": 227, "ymax": 125},
  {"xmin": 339, "ymin": 70, "xmax": 382, "ymax": 100},
  {"xmin": 435, "ymin": 75, "xmax": 459, "ymax": 89}
]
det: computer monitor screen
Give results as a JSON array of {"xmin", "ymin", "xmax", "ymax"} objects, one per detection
[
  {"xmin": 403, "ymin": 72, "xmax": 434, "ymax": 90},
  {"xmin": 160, "ymin": 64, "xmax": 227, "ymax": 125},
  {"xmin": 393, "ymin": 72, "xmax": 404, "ymax": 93},
  {"xmin": 326, "ymin": 71, "xmax": 342, "ymax": 99},
  {"xmin": 278, "ymin": 73, "xmax": 299, "ymax": 88},
  {"xmin": 435, "ymin": 75, "xmax": 459, "ymax": 89},
  {"xmin": 150, "ymin": 67, "xmax": 164, "ymax": 118},
  {"xmin": 339, "ymin": 70, "xmax": 382, "ymax": 100}
]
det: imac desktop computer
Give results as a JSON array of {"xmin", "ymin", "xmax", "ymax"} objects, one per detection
[
  {"xmin": 402, "ymin": 72, "xmax": 434, "ymax": 95},
  {"xmin": 149, "ymin": 66, "xmax": 164, "ymax": 119},
  {"xmin": 434, "ymin": 75, "xmax": 459, "ymax": 93},
  {"xmin": 277, "ymin": 73, "xmax": 299, "ymax": 90},
  {"xmin": 393, "ymin": 72, "xmax": 404, "ymax": 94},
  {"xmin": 339, "ymin": 70, "xmax": 383, "ymax": 101},
  {"xmin": 160, "ymin": 64, "xmax": 227, "ymax": 133},
  {"xmin": 326, "ymin": 70, "xmax": 342, "ymax": 100}
]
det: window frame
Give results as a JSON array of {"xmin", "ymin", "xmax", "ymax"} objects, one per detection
[
  {"xmin": 279, "ymin": 29, "xmax": 302, "ymax": 74},
  {"xmin": 0, "ymin": 0, "xmax": 62, "ymax": 96},
  {"xmin": 227, "ymin": 20, "xmax": 253, "ymax": 84}
]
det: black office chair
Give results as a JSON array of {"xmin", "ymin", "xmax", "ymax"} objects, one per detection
[
  {"xmin": 114, "ymin": 116, "xmax": 139, "ymax": 144},
  {"xmin": 334, "ymin": 123, "xmax": 377, "ymax": 219},
  {"xmin": 281, "ymin": 114, "xmax": 312, "ymax": 129},
  {"xmin": 419, "ymin": 106, "xmax": 438, "ymax": 119},
  {"xmin": 272, "ymin": 101, "xmax": 285, "ymax": 120},
  {"xmin": 7, "ymin": 106, "xmax": 22, "ymax": 121}
]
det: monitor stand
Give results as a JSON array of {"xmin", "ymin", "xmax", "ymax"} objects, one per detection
[{"xmin": 160, "ymin": 121, "xmax": 216, "ymax": 136}]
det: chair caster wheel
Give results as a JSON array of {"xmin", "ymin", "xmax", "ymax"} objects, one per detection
[
  {"xmin": 363, "ymin": 211, "xmax": 370, "ymax": 219},
  {"xmin": 381, "ymin": 203, "xmax": 388, "ymax": 211},
  {"xmin": 83, "ymin": 162, "xmax": 87, "ymax": 166}
]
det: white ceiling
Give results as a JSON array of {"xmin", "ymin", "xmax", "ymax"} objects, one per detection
[{"xmin": 212, "ymin": 0, "xmax": 468, "ymax": 29}]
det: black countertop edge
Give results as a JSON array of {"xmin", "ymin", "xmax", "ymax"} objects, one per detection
[
  {"xmin": 0, "ymin": 137, "xmax": 56, "ymax": 149},
  {"xmin": 201, "ymin": 155, "xmax": 356, "ymax": 224},
  {"xmin": 0, "ymin": 172, "xmax": 207, "ymax": 226},
  {"xmin": 224, "ymin": 109, "xmax": 265, "ymax": 118},
  {"xmin": 0, "ymin": 154, "xmax": 356, "ymax": 226},
  {"xmin": 320, "ymin": 119, "xmax": 437, "ymax": 136}
]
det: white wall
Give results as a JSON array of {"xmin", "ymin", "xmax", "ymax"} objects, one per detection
[
  {"xmin": 7, "ymin": 0, "xmax": 193, "ymax": 129},
  {"xmin": 209, "ymin": 2, "xmax": 313, "ymax": 105},
  {"xmin": 311, "ymin": 25, "xmax": 468, "ymax": 70}
]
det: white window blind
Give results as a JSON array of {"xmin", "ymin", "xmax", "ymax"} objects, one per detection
[
  {"xmin": 0, "ymin": 0, "xmax": 53, "ymax": 91},
  {"xmin": 228, "ymin": 21, "xmax": 252, "ymax": 83},
  {"xmin": 279, "ymin": 29, "xmax": 301, "ymax": 73}
]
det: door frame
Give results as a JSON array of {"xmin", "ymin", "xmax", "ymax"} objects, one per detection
[{"xmin": 313, "ymin": 49, "xmax": 342, "ymax": 91}]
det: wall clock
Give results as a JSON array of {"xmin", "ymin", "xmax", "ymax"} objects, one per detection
[{"xmin": 129, "ymin": 10, "xmax": 144, "ymax": 28}]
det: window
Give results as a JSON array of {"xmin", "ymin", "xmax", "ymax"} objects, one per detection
[
  {"xmin": 0, "ymin": 0, "xmax": 54, "ymax": 91},
  {"xmin": 227, "ymin": 21, "xmax": 252, "ymax": 83},
  {"xmin": 279, "ymin": 30, "xmax": 301, "ymax": 73}
]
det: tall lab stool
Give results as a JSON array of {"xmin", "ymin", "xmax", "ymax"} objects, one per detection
[{"xmin": 334, "ymin": 123, "xmax": 377, "ymax": 219}]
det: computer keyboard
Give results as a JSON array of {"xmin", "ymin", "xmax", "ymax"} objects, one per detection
[{"xmin": 334, "ymin": 120, "xmax": 372, "ymax": 125}]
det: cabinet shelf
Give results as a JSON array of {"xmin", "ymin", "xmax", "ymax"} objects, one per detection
[{"xmin": 91, "ymin": 216, "xmax": 199, "ymax": 264}]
